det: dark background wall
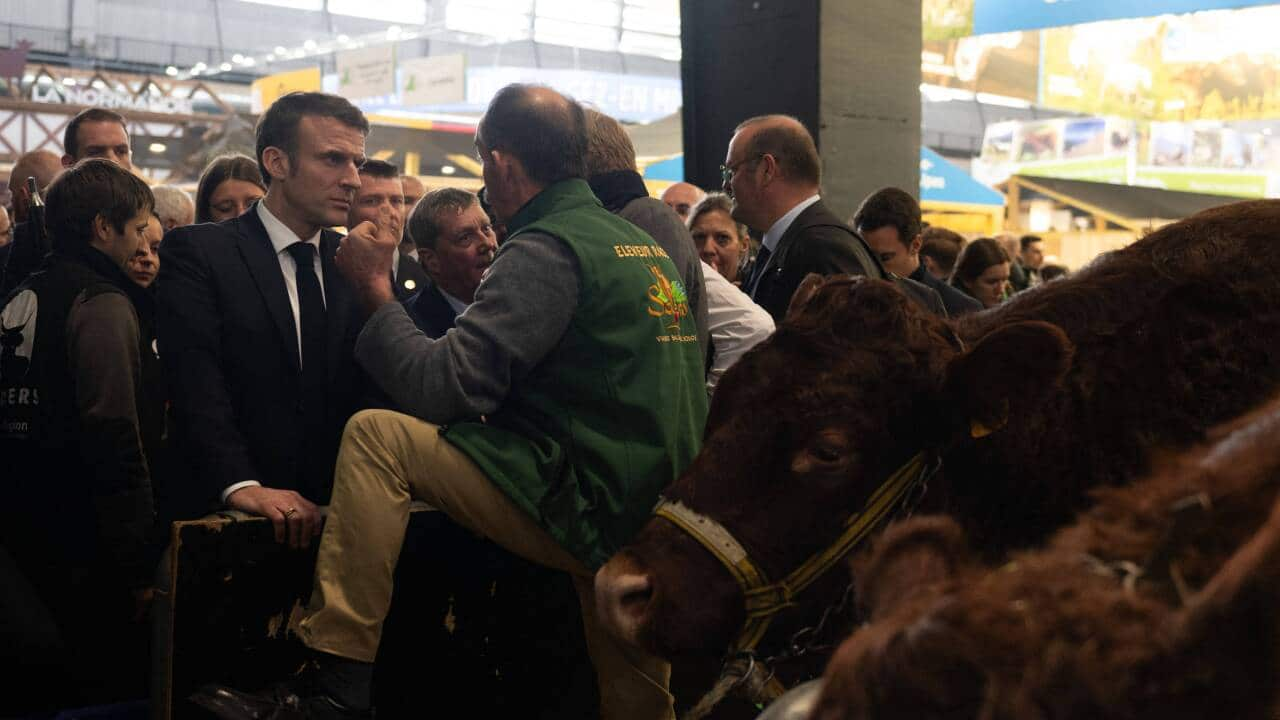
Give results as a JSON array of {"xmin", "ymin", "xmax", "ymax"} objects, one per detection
[
  {"xmin": 680, "ymin": 0, "xmax": 821, "ymax": 193},
  {"xmin": 680, "ymin": 0, "xmax": 921, "ymax": 219}
]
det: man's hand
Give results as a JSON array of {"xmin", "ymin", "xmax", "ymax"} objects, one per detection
[
  {"xmin": 337, "ymin": 206, "xmax": 399, "ymax": 312},
  {"xmin": 226, "ymin": 485, "xmax": 322, "ymax": 549}
]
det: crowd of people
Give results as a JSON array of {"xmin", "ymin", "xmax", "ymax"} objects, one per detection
[{"xmin": 0, "ymin": 84, "xmax": 1061, "ymax": 719}]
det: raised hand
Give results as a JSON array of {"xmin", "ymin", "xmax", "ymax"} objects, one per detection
[{"xmin": 336, "ymin": 204, "xmax": 399, "ymax": 311}]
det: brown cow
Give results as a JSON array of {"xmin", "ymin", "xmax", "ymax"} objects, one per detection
[
  {"xmin": 812, "ymin": 391, "xmax": 1280, "ymax": 720},
  {"xmin": 596, "ymin": 200, "xmax": 1280, "ymax": 671}
]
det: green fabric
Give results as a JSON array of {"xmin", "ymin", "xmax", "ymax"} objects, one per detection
[{"xmin": 443, "ymin": 179, "xmax": 708, "ymax": 569}]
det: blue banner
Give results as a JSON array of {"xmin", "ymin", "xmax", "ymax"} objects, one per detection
[
  {"xmin": 974, "ymin": 0, "xmax": 1279, "ymax": 34},
  {"xmin": 920, "ymin": 148, "xmax": 1005, "ymax": 207}
]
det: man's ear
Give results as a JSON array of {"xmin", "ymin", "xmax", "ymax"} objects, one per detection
[
  {"xmin": 420, "ymin": 247, "xmax": 440, "ymax": 278},
  {"xmin": 908, "ymin": 233, "xmax": 923, "ymax": 256},
  {"xmin": 90, "ymin": 214, "xmax": 113, "ymax": 245},
  {"xmin": 261, "ymin": 146, "xmax": 290, "ymax": 183},
  {"xmin": 943, "ymin": 321, "xmax": 1073, "ymax": 439}
]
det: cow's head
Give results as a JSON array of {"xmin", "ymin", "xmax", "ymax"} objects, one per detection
[{"xmin": 596, "ymin": 276, "xmax": 1072, "ymax": 659}]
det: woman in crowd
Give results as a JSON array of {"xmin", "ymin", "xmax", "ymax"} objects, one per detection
[
  {"xmin": 688, "ymin": 192, "xmax": 750, "ymax": 284},
  {"xmin": 950, "ymin": 237, "xmax": 1011, "ymax": 309},
  {"xmin": 195, "ymin": 154, "xmax": 266, "ymax": 223}
]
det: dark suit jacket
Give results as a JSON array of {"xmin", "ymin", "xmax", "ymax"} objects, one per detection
[
  {"xmin": 393, "ymin": 250, "xmax": 430, "ymax": 302},
  {"xmin": 910, "ymin": 264, "xmax": 982, "ymax": 317},
  {"xmin": 156, "ymin": 206, "xmax": 363, "ymax": 519},
  {"xmin": 748, "ymin": 199, "xmax": 883, "ymax": 322},
  {"xmin": 403, "ymin": 281, "xmax": 458, "ymax": 340}
]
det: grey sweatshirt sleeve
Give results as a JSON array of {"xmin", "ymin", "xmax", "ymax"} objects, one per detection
[
  {"xmin": 67, "ymin": 290, "xmax": 154, "ymax": 587},
  {"xmin": 355, "ymin": 231, "xmax": 580, "ymax": 423}
]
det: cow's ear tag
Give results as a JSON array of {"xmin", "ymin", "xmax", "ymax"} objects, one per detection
[
  {"xmin": 970, "ymin": 419, "xmax": 999, "ymax": 438},
  {"xmin": 970, "ymin": 403, "xmax": 1009, "ymax": 439}
]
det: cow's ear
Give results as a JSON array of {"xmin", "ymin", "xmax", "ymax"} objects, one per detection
[
  {"xmin": 852, "ymin": 516, "xmax": 970, "ymax": 620},
  {"xmin": 943, "ymin": 321, "xmax": 1073, "ymax": 439},
  {"xmin": 785, "ymin": 273, "xmax": 827, "ymax": 322}
]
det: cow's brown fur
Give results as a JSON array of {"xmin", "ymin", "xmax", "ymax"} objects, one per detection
[
  {"xmin": 599, "ymin": 200, "xmax": 1280, "ymax": 662},
  {"xmin": 814, "ymin": 393, "xmax": 1280, "ymax": 720}
]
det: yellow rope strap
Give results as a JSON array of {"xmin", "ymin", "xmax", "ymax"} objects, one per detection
[{"xmin": 654, "ymin": 451, "xmax": 929, "ymax": 655}]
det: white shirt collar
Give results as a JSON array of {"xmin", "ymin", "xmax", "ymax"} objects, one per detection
[
  {"xmin": 439, "ymin": 288, "xmax": 470, "ymax": 315},
  {"xmin": 257, "ymin": 201, "xmax": 322, "ymax": 254},
  {"xmin": 761, "ymin": 194, "xmax": 821, "ymax": 253}
]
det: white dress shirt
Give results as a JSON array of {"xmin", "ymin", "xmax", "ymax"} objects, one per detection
[
  {"xmin": 702, "ymin": 261, "xmax": 775, "ymax": 394},
  {"xmin": 257, "ymin": 202, "xmax": 326, "ymax": 364},
  {"xmin": 440, "ymin": 288, "xmax": 470, "ymax": 316},
  {"xmin": 222, "ymin": 203, "xmax": 327, "ymax": 503},
  {"xmin": 760, "ymin": 194, "xmax": 821, "ymax": 254}
]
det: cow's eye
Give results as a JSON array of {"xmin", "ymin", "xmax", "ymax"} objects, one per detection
[{"xmin": 811, "ymin": 443, "xmax": 843, "ymax": 463}]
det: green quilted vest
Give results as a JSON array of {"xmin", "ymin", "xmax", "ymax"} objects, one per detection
[{"xmin": 443, "ymin": 179, "xmax": 708, "ymax": 569}]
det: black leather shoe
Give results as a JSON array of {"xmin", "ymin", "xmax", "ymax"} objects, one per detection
[{"xmin": 190, "ymin": 682, "xmax": 374, "ymax": 720}]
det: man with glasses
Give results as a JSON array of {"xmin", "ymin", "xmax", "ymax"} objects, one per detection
[{"xmin": 721, "ymin": 114, "xmax": 881, "ymax": 321}]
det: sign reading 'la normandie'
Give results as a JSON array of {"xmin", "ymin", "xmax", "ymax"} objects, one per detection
[{"xmin": 31, "ymin": 84, "xmax": 195, "ymax": 115}]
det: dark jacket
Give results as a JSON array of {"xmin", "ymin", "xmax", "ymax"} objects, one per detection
[
  {"xmin": 156, "ymin": 205, "xmax": 364, "ymax": 519},
  {"xmin": 746, "ymin": 199, "xmax": 883, "ymax": 322},
  {"xmin": 0, "ymin": 246, "xmax": 157, "ymax": 588},
  {"xmin": 910, "ymin": 263, "xmax": 982, "ymax": 317},
  {"xmin": 0, "ymin": 221, "xmax": 44, "ymax": 297},
  {"xmin": 588, "ymin": 170, "xmax": 709, "ymax": 358},
  {"xmin": 403, "ymin": 280, "xmax": 459, "ymax": 339},
  {"xmin": 393, "ymin": 249, "xmax": 430, "ymax": 301}
]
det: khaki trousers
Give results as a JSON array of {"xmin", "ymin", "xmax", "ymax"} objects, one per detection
[{"xmin": 297, "ymin": 409, "xmax": 674, "ymax": 720}]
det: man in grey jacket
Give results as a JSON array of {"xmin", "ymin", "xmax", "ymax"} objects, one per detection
[{"xmin": 583, "ymin": 108, "xmax": 709, "ymax": 359}]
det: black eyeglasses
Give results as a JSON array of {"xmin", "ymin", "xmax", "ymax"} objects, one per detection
[{"xmin": 720, "ymin": 153, "xmax": 764, "ymax": 186}]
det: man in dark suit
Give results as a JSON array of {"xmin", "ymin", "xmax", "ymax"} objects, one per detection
[
  {"xmin": 157, "ymin": 92, "xmax": 371, "ymax": 546},
  {"xmin": 723, "ymin": 114, "xmax": 882, "ymax": 322},
  {"xmin": 402, "ymin": 187, "xmax": 497, "ymax": 338},
  {"xmin": 345, "ymin": 158, "xmax": 428, "ymax": 301},
  {"xmin": 854, "ymin": 186, "xmax": 982, "ymax": 317}
]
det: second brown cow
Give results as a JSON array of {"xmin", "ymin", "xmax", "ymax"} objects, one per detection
[{"xmin": 813, "ymin": 390, "xmax": 1280, "ymax": 720}]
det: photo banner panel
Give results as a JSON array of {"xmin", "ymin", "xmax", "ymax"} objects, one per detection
[{"xmin": 974, "ymin": 0, "xmax": 1277, "ymax": 34}]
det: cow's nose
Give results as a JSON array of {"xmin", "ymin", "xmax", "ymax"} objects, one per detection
[{"xmin": 594, "ymin": 565, "xmax": 654, "ymax": 643}]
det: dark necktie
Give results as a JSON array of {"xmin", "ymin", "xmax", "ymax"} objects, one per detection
[
  {"xmin": 286, "ymin": 242, "xmax": 328, "ymax": 393},
  {"xmin": 747, "ymin": 245, "xmax": 773, "ymax": 298}
]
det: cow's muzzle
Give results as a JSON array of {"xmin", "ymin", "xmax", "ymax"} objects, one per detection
[{"xmin": 595, "ymin": 556, "xmax": 655, "ymax": 648}]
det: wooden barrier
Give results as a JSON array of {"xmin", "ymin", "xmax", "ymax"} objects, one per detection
[{"xmin": 152, "ymin": 506, "xmax": 596, "ymax": 719}]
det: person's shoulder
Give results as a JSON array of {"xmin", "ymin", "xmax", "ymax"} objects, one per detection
[
  {"xmin": 619, "ymin": 195, "xmax": 676, "ymax": 224},
  {"xmin": 72, "ymin": 283, "xmax": 136, "ymax": 332},
  {"xmin": 165, "ymin": 217, "xmax": 244, "ymax": 249},
  {"xmin": 939, "ymin": 281, "xmax": 983, "ymax": 312}
]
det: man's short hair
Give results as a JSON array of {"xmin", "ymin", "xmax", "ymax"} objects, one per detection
[
  {"xmin": 359, "ymin": 158, "xmax": 399, "ymax": 179},
  {"xmin": 409, "ymin": 187, "xmax": 478, "ymax": 252},
  {"xmin": 45, "ymin": 159, "xmax": 154, "ymax": 251},
  {"xmin": 476, "ymin": 84, "xmax": 588, "ymax": 186},
  {"xmin": 734, "ymin": 115, "xmax": 821, "ymax": 186},
  {"xmin": 64, "ymin": 108, "xmax": 129, "ymax": 160},
  {"xmin": 1020, "ymin": 234, "xmax": 1043, "ymax": 252},
  {"xmin": 852, "ymin": 187, "xmax": 921, "ymax": 247},
  {"xmin": 583, "ymin": 108, "xmax": 637, "ymax": 176},
  {"xmin": 151, "ymin": 185, "xmax": 195, "ymax": 228},
  {"xmin": 255, "ymin": 92, "xmax": 370, "ymax": 187},
  {"xmin": 11, "ymin": 150, "xmax": 62, "ymax": 194},
  {"xmin": 920, "ymin": 226, "xmax": 965, "ymax": 276}
]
